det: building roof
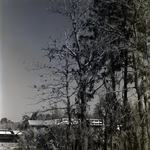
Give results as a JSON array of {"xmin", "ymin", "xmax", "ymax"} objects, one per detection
[{"xmin": 28, "ymin": 120, "xmax": 55, "ymax": 126}]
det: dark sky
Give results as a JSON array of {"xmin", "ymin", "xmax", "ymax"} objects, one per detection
[{"xmin": 0, "ymin": 0, "xmax": 69, "ymax": 122}]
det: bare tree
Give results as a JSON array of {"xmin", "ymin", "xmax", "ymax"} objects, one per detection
[{"xmin": 26, "ymin": 0, "xmax": 150, "ymax": 150}]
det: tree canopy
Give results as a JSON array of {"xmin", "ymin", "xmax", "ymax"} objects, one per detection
[{"xmin": 28, "ymin": 0, "xmax": 150, "ymax": 149}]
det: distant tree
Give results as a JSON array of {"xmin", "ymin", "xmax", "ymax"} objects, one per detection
[
  {"xmin": 22, "ymin": 115, "xmax": 30, "ymax": 121},
  {"xmin": 1, "ymin": 118, "xmax": 8, "ymax": 124},
  {"xmin": 21, "ymin": 115, "xmax": 30, "ymax": 130},
  {"xmin": 45, "ymin": 114, "xmax": 51, "ymax": 120},
  {"xmin": 30, "ymin": 111, "xmax": 38, "ymax": 120},
  {"xmin": 51, "ymin": 106, "xmax": 63, "ymax": 119}
]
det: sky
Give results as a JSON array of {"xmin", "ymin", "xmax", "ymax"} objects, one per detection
[{"xmin": 0, "ymin": 0, "xmax": 69, "ymax": 122}]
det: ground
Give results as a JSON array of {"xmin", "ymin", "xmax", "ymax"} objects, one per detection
[{"xmin": 0, "ymin": 143, "xmax": 19, "ymax": 150}]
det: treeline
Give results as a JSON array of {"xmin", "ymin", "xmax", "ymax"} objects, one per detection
[
  {"xmin": 23, "ymin": 0, "xmax": 150, "ymax": 150},
  {"xmin": 0, "ymin": 118, "xmax": 20, "ymax": 130}
]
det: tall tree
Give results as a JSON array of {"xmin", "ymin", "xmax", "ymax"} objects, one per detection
[
  {"xmin": 29, "ymin": 0, "xmax": 150, "ymax": 149},
  {"xmin": 43, "ymin": 1, "xmax": 109, "ymax": 149}
]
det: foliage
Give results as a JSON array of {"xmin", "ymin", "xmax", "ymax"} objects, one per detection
[
  {"xmin": 0, "ymin": 117, "xmax": 20, "ymax": 130},
  {"xmin": 25, "ymin": 0, "xmax": 150, "ymax": 149}
]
